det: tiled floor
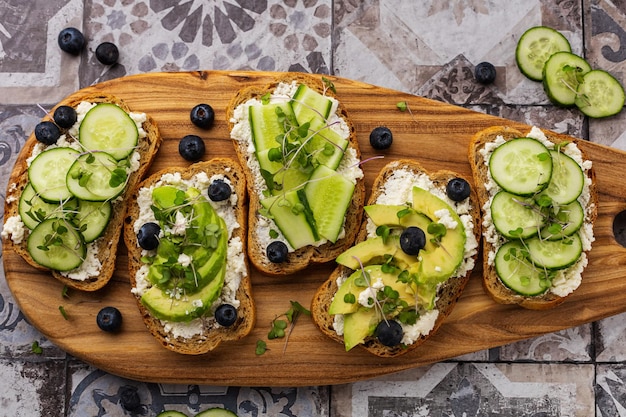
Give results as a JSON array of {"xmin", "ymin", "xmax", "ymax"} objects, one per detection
[{"xmin": 1, "ymin": 1, "xmax": 626, "ymax": 416}]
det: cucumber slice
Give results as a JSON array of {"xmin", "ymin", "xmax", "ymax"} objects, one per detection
[
  {"xmin": 156, "ymin": 412, "xmax": 188, "ymax": 417},
  {"xmin": 304, "ymin": 119, "xmax": 349, "ymax": 170},
  {"xmin": 28, "ymin": 147, "xmax": 80, "ymax": 202},
  {"xmin": 18, "ymin": 183, "xmax": 77, "ymax": 229},
  {"xmin": 194, "ymin": 408, "xmax": 238, "ymax": 417},
  {"xmin": 304, "ymin": 164, "xmax": 355, "ymax": 243},
  {"xmin": 260, "ymin": 190, "xmax": 318, "ymax": 250},
  {"xmin": 526, "ymin": 233, "xmax": 583, "ymax": 269},
  {"xmin": 290, "ymin": 84, "xmax": 333, "ymax": 126},
  {"xmin": 539, "ymin": 200, "xmax": 584, "ymax": 240},
  {"xmin": 75, "ymin": 200, "xmax": 112, "ymax": 243},
  {"xmin": 539, "ymin": 149, "xmax": 584, "ymax": 205},
  {"xmin": 516, "ymin": 26, "xmax": 571, "ymax": 81},
  {"xmin": 27, "ymin": 218, "xmax": 86, "ymax": 271},
  {"xmin": 542, "ymin": 51, "xmax": 591, "ymax": 106},
  {"xmin": 66, "ymin": 152, "xmax": 127, "ymax": 201},
  {"xmin": 249, "ymin": 102, "xmax": 293, "ymax": 152},
  {"xmin": 79, "ymin": 103, "xmax": 138, "ymax": 160},
  {"xmin": 489, "ymin": 137, "xmax": 552, "ymax": 195},
  {"xmin": 575, "ymin": 69, "xmax": 625, "ymax": 118},
  {"xmin": 491, "ymin": 190, "xmax": 544, "ymax": 239},
  {"xmin": 495, "ymin": 241, "xmax": 550, "ymax": 296}
]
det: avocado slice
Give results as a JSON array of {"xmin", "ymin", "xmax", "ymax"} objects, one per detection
[
  {"xmin": 343, "ymin": 307, "xmax": 379, "ymax": 351},
  {"xmin": 335, "ymin": 235, "xmax": 418, "ymax": 271}
]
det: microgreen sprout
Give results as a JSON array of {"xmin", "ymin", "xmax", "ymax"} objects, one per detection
[
  {"xmin": 31, "ymin": 341, "xmax": 43, "ymax": 354},
  {"xmin": 59, "ymin": 305, "xmax": 69, "ymax": 320},
  {"xmin": 257, "ymin": 301, "xmax": 311, "ymax": 355}
]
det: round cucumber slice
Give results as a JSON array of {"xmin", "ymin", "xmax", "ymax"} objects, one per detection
[
  {"xmin": 575, "ymin": 69, "xmax": 625, "ymax": 118},
  {"xmin": 194, "ymin": 408, "xmax": 238, "ymax": 417},
  {"xmin": 495, "ymin": 241, "xmax": 549, "ymax": 296},
  {"xmin": 19, "ymin": 183, "xmax": 78, "ymax": 230},
  {"xmin": 27, "ymin": 218, "xmax": 86, "ymax": 271},
  {"xmin": 75, "ymin": 200, "xmax": 112, "ymax": 243},
  {"xmin": 539, "ymin": 149, "xmax": 584, "ymax": 205},
  {"xmin": 489, "ymin": 137, "xmax": 552, "ymax": 195},
  {"xmin": 526, "ymin": 233, "xmax": 583, "ymax": 270},
  {"xmin": 540, "ymin": 200, "xmax": 584, "ymax": 240},
  {"xmin": 543, "ymin": 51, "xmax": 591, "ymax": 106},
  {"xmin": 516, "ymin": 26, "xmax": 571, "ymax": 81},
  {"xmin": 156, "ymin": 412, "xmax": 189, "ymax": 417},
  {"xmin": 28, "ymin": 147, "xmax": 80, "ymax": 202},
  {"xmin": 66, "ymin": 151, "xmax": 128, "ymax": 201},
  {"xmin": 79, "ymin": 103, "xmax": 138, "ymax": 160},
  {"xmin": 491, "ymin": 190, "xmax": 544, "ymax": 239}
]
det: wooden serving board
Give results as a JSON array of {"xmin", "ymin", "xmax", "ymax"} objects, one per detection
[{"xmin": 4, "ymin": 71, "xmax": 626, "ymax": 387}]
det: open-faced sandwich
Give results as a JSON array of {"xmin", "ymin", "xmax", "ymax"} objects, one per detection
[
  {"xmin": 123, "ymin": 158, "xmax": 254, "ymax": 355},
  {"xmin": 468, "ymin": 126, "xmax": 597, "ymax": 309},
  {"xmin": 1, "ymin": 94, "xmax": 162, "ymax": 291},
  {"xmin": 227, "ymin": 73, "xmax": 365, "ymax": 275},
  {"xmin": 311, "ymin": 159, "xmax": 481, "ymax": 357}
]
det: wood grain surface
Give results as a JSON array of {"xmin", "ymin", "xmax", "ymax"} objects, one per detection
[{"xmin": 4, "ymin": 71, "xmax": 626, "ymax": 387}]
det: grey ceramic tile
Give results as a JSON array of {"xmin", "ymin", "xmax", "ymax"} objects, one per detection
[
  {"xmin": 596, "ymin": 364, "xmax": 626, "ymax": 417},
  {"xmin": 498, "ymin": 324, "xmax": 593, "ymax": 362}
]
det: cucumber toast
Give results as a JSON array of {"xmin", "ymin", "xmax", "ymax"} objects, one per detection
[
  {"xmin": 2, "ymin": 94, "xmax": 162, "ymax": 291},
  {"xmin": 123, "ymin": 158, "xmax": 255, "ymax": 355},
  {"xmin": 468, "ymin": 126, "xmax": 597, "ymax": 309},
  {"xmin": 227, "ymin": 73, "xmax": 365, "ymax": 275},
  {"xmin": 311, "ymin": 160, "xmax": 481, "ymax": 357}
]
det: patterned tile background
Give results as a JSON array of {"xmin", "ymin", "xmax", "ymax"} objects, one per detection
[{"xmin": 1, "ymin": 0, "xmax": 626, "ymax": 416}]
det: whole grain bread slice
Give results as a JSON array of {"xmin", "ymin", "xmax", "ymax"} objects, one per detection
[
  {"xmin": 226, "ymin": 73, "xmax": 365, "ymax": 275},
  {"xmin": 123, "ymin": 157, "xmax": 255, "ymax": 355},
  {"xmin": 311, "ymin": 159, "xmax": 481, "ymax": 357},
  {"xmin": 2, "ymin": 93, "xmax": 162, "ymax": 291},
  {"xmin": 468, "ymin": 126, "xmax": 598, "ymax": 310}
]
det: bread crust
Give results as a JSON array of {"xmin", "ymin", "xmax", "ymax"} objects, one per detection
[
  {"xmin": 468, "ymin": 126, "xmax": 598, "ymax": 310},
  {"xmin": 123, "ymin": 158, "xmax": 255, "ymax": 355},
  {"xmin": 2, "ymin": 93, "xmax": 162, "ymax": 291},
  {"xmin": 226, "ymin": 73, "xmax": 365, "ymax": 275},
  {"xmin": 311, "ymin": 159, "xmax": 481, "ymax": 357}
]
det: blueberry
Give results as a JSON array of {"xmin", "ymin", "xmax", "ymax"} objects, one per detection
[
  {"xmin": 375, "ymin": 320, "xmax": 403, "ymax": 347},
  {"xmin": 119, "ymin": 386, "xmax": 141, "ymax": 411},
  {"xmin": 475, "ymin": 62, "xmax": 496, "ymax": 84},
  {"xmin": 95, "ymin": 42, "xmax": 119, "ymax": 65},
  {"xmin": 178, "ymin": 134, "xmax": 205, "ymax": 161},
  {"xmin": 137, "ymin": 222, "xmax": 160, "ymax": 250},
  {"xmin": 58, "ymin": 27, "xmax": 85, "ymax": 55},
  {"xmin": 34, "ymin": 121, "xmax": 60, "ymax": 145},
  {"xmin": 215, "ymin": 304, "xmax": 238, "ymax": 327},
  {"xmin": 446, "ymin": 177, "xmax": 471, "ymax": 202},
  {"xmin": 266, "ymin": 241, "xmax": 288, "ymax": 263},
  {"xmin": 53, "ymin": 105, "xmax": 77, "ymax": 129},
  {"xmin": 207, "ymin": 179, "xmax": 232, "ymax": 202},
  {"xmin": 190, "ymin": 103, "xmax": 215, "ymax": 129},
  {"xmin": 96, "ymin": 306, "xmax": 123, "ymax": 332},
  {"xmin": 399, "ymin": 226, "xmax": 426, "ymax": 256},
  {"xmin": 369, "ymin": 126, "xmax": 393, "ymax": 150}
]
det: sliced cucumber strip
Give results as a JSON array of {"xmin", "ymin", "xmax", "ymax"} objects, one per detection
[
  {"xmin": 539, "ymin": 149, "xmax": 584, "ymax": 204},
  {"xmin": 27, "ymin": 218, "xmax": 86, "ymax": 271},
  {"xmin": 526, "ymin": 233, "xmax": 583, "ymax": 269},
  {"xmin": 249, "ymin": 102, "xmax": 293, "ymax": 152},
  {"xmin": 28, "ymin": 147, "xmax": 80, "ymax": 202},
  {"xmin": 540, "ymin": 200, "xmax": 584, "ymax": 240},
  {"xmin": 79, "ymin": 103, "xmax": 138, "ymax": 160},
  {"xmin": 304, "ymin": 164, "xmax": 355, "ymax": 243},
  {"xmin": 304, "ymin": 119, "xmax": 349, "ymax": 170},
  {"xmin": 543, "ymin": 51, "xmax": 591, "ymax": 106},
  {"xmin": 75, "ymin": 200, "xmax": 112, "ymax": 243},
  {"xmin": 19, "ymin": 183, "xmax": 77, "ymax": 229},
  {"xmin": 495, "ymin": 241, "xmax": 550, "ymax": 296},
  {"xmin": 516, "ymin": 26, "xmax": 571, "ymax": 81},
  {"xmin": 66, "ymin": 151, "xmax": 128, "ymax": 201},
  {"xmin": 290, "ymin": 84, "xmax": 333, "ymax": 126},
  {"xmin": 260, "ymin": 190, "xmax": 318, "ymax": 250},
  {"xmin": 575, "ymin": 69, "xmax": 625, "ymax": 118},
  {"xmin": 491, "ymin": 191, "xmax": 544, "ymax": 239},
  {"xmin": 489, "ymin": 137, "xmax": 552, "ymax": 195}
]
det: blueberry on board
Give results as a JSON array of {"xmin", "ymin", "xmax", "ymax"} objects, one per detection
[
  {"xmin": 369, "ymin": 126, "xmax": 393, "ymax": 150},
  {"xmin": 53, "ymin": 105, "xmax": 77, "ymax": 129},
  {"xmin": 446, "ymin": 177, "xmax": 471, "ymax": 201},
  {"xmin": 475, "ymin": 62, "xmax": 497, "ymax": 84},
  {"xmin": 190, "ymin": 103, "xmax": 215, "ymax": 129},
  {"xmin": 96, "ymin": 306, "xmax": 123, "ymax": 332},
  {"xmin": 178, "ymin": 134, "xmax": 205, "ymax": 161},
  {"xmin": 119, "ymin": 386, "xmax": 141, "ymax": 411},
  {"xmin": 95, "ymin": 42, "xmax": 119, "ymax": 65},
  {"xmin": 137, "ymin": 222, "xmax": 160, "ymax": 250},
  {"xmin": 375, "ymin": 320, "xmax": 403, "ymax": 347},
  {"xmin": 266, "ymin": 241, "xmax": 288, "ymax": 263},
  {"xmin": 215, "ymin": 304, "xmax": 238, "ymax": 327},
  {"xmin": 208, "ymin": 179, "xmax": 232, "ymax": 202},
  {"xmin": 34, "ymin": 121, "xmax": 61, "ymax": 145},
  {"xmin": 399, "ymin": 226, "xmax": 426, "ymax": 256},
  {"xmin": 58, "ymin": 27, "xmax": 85, "ymax": 55}
]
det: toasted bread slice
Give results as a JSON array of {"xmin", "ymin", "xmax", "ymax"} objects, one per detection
[
  {"xmin": 311, "ymin": 159, "xmax": 481, "ymax": 357},
  {"xmin": 123, "ymin": 158, "xmax": 255, "ymax": 355},
  {"xmin": 226, "ymin": 73, "xmax": 365, "ymax": 275},
  {"xmin": 468, "ymin": 126, "xmax": 597, "ymax": 309},
  {"xmin": 2, "ymin": 93, "xmax": 162, "ymax": 291}
]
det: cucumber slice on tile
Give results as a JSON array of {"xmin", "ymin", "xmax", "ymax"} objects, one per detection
[
  {"xmin": 574, "ymin": 69, "xmax": 626, "ymax": 118},
  {"xmin": 543, "ymin": 51, "xmax": 591, "ymax": 106},
  {"xmin": 260, "ymin": 190, "xmax": 318, "ymax": 250},
  {"xmin": 489, "ymin": 137, "xmax": 552, "ymax": 195},
  {"xmin": 66, "ymin": 151, "xmax": 127, "ymax": 201},
  {"xmin": 28, "ymin": 147, "xmax": 80, "ymax": 202},
  {"xmin": 539, "ymin": 149, "xmax": 584, "ymax": 205},
  {"xmin": 495, "ymin": 240, "xmax": 549, "ymax": 296},
  {"xmin": 526, "ymin": 233, "xmax": 583, "ymax": 269},
  {"xmin": 156, "ymin": 412, "xmax": 188, "ymax": 417},
  {"xmin": 79, "ymin": 103, "xmax": 138, "ymax": 160},
  {"xmin": 290, "ymin": 84, "xmax": 333, "ymax": 126},
  {"xmin": 19, "ymin": 183, "xmax": 78, "ymax": 229},
  {"xmin": 539, "ymin": 200, "xmax": 584, "ymax": 240},
  {"xmin": 491, "ymin": 190, "xmax": 544, "ymax": 239},
  {"xmin": 516, "ymin": 26, "xmax": 571, "ymax": 81},
  {"xmin": 75, "ymin": 200, "xmax": 112, "ymax": 243},
  {"xmin": 27, "ymin": 218, "xmax": 86, "ymax": 271}
]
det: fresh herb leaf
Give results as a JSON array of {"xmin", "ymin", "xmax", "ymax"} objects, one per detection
[
  {"xmin": 255, "ymin": 339, "xmax": 267, "ymax": 355},
  {"xmin": 31, "ymin": 341, "xmax": 43, "ymax": 354}
]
